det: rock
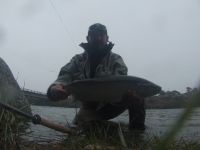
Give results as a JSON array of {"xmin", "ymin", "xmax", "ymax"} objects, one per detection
[{"xmin": 0, "ymin": 57, "xmax": 31, "ymax": 114}]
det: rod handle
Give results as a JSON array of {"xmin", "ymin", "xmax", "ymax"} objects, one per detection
[{"xmin": 32, "ymin": 114, "xmax": 75, "ymax": 134}]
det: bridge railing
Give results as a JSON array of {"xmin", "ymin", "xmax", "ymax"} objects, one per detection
[{"xmin": 21, "ymin": 88, "xmax": 46, "ymax": 96}]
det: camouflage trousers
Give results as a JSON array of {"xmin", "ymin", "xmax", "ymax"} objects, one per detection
[{"xmin": 73, "ymin": 95, "xmax": 146, "ymax": 129}]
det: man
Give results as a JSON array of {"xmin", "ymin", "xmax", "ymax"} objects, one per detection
[{"xmin": 47, "ymin": 23, "xmax": 145, "ymax": 130}]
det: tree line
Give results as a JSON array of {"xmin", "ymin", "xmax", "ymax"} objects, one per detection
[{"xmin": 145, "ymin": 87, "xmax": 200, "ymax": 109}]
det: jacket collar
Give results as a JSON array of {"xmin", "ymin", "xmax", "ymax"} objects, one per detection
[{"xmin": 79, "ymin": 42, "xmax": 114, "ymax": 56}]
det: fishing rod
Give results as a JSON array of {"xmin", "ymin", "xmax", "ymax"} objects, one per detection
[
  {"xmin": 48, "ymin": 0, "xmax": 76, "ymax": 46},
  {"xmin": 0, "ymin": 101, "xmax": 75, "ymax": 134}
]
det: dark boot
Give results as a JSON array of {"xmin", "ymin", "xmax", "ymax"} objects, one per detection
[{"xmin": 128, "ymin": 97, "xmax": 146, "ymax": 131}]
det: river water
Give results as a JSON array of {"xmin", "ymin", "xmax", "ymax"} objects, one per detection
[{"xmin": 24, "ymin": 106, "xmax": 200, "ymax": 143}]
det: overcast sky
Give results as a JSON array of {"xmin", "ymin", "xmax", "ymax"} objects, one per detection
[{"xmin": 0, "ymin": 0, "xmax": 200, "ymax": 93}]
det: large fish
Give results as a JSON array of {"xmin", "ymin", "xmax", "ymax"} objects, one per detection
[{"xmin": 65, "ymin": 75, "xmax": 161, "ymax": 102}]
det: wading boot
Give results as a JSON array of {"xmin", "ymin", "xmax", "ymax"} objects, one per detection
[{"xmin": 128, "ymin": 97, "xmax": 146, "ymax": 131}]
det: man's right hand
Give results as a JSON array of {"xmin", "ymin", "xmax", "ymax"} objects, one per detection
[{"xmin": 47, "ymin": 84, "xmax": 70, "ymax": 101}]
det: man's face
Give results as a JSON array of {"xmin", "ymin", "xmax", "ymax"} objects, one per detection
[{"xmin": 87, "ymin": 32, "xmax": 108, "ymax": 49}]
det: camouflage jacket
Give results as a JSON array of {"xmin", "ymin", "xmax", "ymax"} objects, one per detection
[
  {"xmin": 53, "ymin": 42, "xmax": 128, "ymax": 86},
  {"xmin": 51, "ymin": 43, "xmax": 128, "ymax": 108}
]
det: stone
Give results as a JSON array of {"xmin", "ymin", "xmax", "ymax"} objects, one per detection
[{"xmin": 0, "ymin": 57, "xmax": 31, "ymax": 114}]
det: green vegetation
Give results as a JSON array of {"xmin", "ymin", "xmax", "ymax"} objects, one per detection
[
  {"xmin": 0, "ymin": 98, "xmax": 29, "ymax": 149},
  {"xmin": 0, "ymin": 109, "xmax": 21, "ymax": 149}
]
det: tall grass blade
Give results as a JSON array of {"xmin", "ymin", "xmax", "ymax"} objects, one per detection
[
  {"xmin": 157, "ymin": 90, "xmax": 200, "ymax": 150},
  {"xmin": 118, "ymin": 122, "xmax": 128, "ymax": 148}
]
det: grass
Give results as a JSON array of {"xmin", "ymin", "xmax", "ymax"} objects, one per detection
[
  {"xmin": 0, "ymin": 95, "xmax": 29, "ymax": 150},
  {"xmin": 19, "ymin": 122, "xmax": 200, "ymax": 150}
]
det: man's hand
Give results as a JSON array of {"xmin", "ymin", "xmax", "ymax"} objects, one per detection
[{"xmin": 47, "ymin": 84, "xmax": 70, "ymax": 101}]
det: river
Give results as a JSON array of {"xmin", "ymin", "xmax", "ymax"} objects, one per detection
[{"xmin": 24, "ymin": 106, "xmax": 200, "ymax": 143}]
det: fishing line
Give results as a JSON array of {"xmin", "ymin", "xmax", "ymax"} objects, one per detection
[{"xmin": 48, "ymin": 0, "xmax": 76, "ymax": 46}]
